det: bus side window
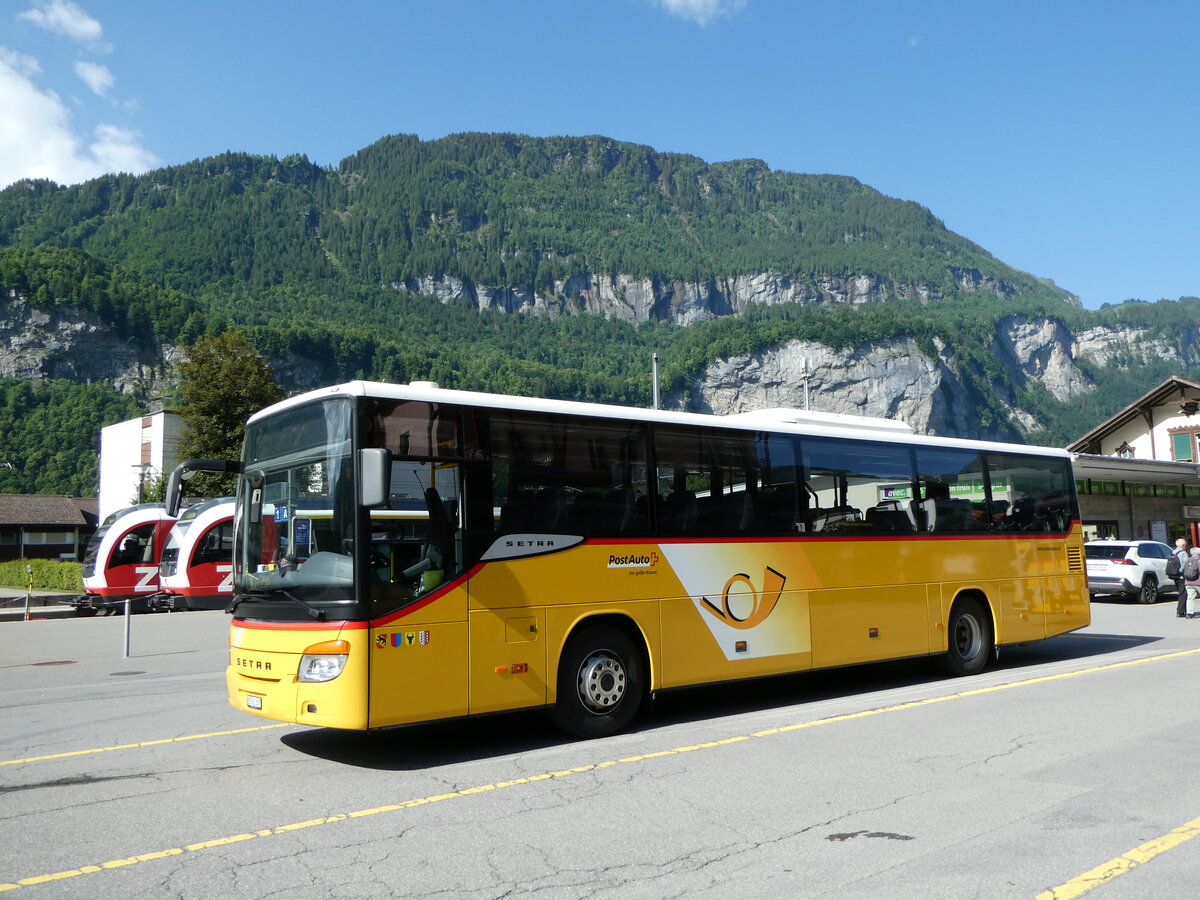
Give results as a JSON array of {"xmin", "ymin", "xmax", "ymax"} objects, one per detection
[
  {"xmin": 489, "ymin": 411, "xmax": 649, "ymax": 538},
  {"xmin": 986, "ymin": 452, "xmax": 1077, "ymax": 533},
  {"xmin": 647, "ymin": 428, "xmax": 789, "ymax": 536},
  {"xmin": 914, "ymin": 448, "xmax": 988, "ymax": 533},
  {"xmin": 799, "ymin": 436, "xmax": 913, "ymax": 535}
]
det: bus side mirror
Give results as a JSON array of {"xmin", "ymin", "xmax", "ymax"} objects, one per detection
[
  {"xmin": 247, "ymin": 470, "xmax": 265, "ymax": 525},
  {"xmin": 359, "ymin": 449, "xmax": 392, "ymax": 508},
  {"xmin": 165, "ymin": 459, "xmax": 243, "ymax": 517}
]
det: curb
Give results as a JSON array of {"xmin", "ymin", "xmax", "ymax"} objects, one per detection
[{"xmin": 0, "ymin": 604, "xmax": 78, "ymax": 622}]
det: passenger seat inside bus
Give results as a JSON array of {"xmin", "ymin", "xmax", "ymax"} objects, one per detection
[
  {"xmin": 563, "ymin": 487, "xmax": 636, "ymax": 534},
  {"xmin": 866, "ymin": 506, "xmax": 915, "ymax": 533},
  {"xmin": 914, "ymin": 495, "xmax": 974, "ymax": 532},
  {"xmin": 402, "ymin": 488, "xmax": 457, "ymax": 588},
  {"xmin": 499, "ymin": 488, "xmax": 570, "ymax": 533},
  {"xmin": 660, "ymin": 490, "xmax": 697, "ymax": 531}
]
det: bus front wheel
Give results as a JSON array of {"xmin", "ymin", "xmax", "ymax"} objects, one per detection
[
  {"xmin": 939, "ymin": 597, "xmax": 993, "ymax": 677},
  {"xmin": 551, "ymin": 624, "xmax": 644, "ymax": 739}
]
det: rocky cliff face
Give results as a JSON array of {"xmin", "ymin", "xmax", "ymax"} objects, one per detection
[
  {"xmin": 0, "ymin": 285, "xmax": 1165, "ymax": 441},
  {"xmin": 672, "ymin": 314, "xmax": 1155, "ymax": 439},
  {"xmin": 391, "ymin": 267, "xmax": 1055, "ymax": 326},
  {"xmin": 991, "ymin": 316, "xmax": 1093, "ymax": 403},
  {"xmin": 0, "ymin": 295, "xmax": 180, "ymax": 395},
  {"xmin": 670, "ymin": 337, "xmax": 1016, "ymax": 439}
]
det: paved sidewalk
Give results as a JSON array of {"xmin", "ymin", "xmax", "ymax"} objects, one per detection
[{"xmin": 0, "ymin": 586, "xmax": 80, "ymax": 621}]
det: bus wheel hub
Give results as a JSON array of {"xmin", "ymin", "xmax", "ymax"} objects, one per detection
[{"xmin": 578, "ymin": 651, "xmax": 625, "ymax": 712}]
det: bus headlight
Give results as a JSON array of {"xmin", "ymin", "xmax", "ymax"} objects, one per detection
[{"xmin": 298, "ymin": 640, "xmax": 350, "ymax": 683}]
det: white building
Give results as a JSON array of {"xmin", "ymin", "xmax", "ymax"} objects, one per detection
[
  {"xmin": 1068, "ymin": 376, "xmax": 1200, "ymax": 543},
  {"xmin": 98, "ymin": 412, "xmax": 182, "ymax": 521},
  {"xmin": 1070, "ymin": 375, "xmax": 1200, "ymax": 462}
]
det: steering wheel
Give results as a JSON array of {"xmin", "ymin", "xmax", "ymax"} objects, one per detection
[{"xmin": 368, "ymin": 547, "xmax": 391, "ymax": 570}]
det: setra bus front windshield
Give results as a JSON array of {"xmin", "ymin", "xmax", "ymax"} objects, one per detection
[{"xmin": 234, "ymin": 397, "xmax": 358, "ymax": 617}]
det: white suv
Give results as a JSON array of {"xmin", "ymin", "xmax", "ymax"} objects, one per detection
[{"xmin": 1085, "ymin": 540, "xmax": 1181, "ymax": 604}]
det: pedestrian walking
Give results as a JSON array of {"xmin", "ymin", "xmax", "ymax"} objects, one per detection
[
  {"xmin": 1171, "ymin": 538, "xmax": 1190, "ymax": 617},
  {"xmin": 1185, "ymin": 547, "xmax": 1200, "ymax": 618}
]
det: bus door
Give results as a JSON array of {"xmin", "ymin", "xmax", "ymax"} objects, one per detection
[
  {"xmin": 804, "ymin": 438, "xmax": 931, "ymax": 668},
  {"xmin": 368, "ymin": 460, "xmax": 470, "ymax": 728}
]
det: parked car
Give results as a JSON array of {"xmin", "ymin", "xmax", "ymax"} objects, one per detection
[{"xmin": 1085, "ymin": 540, "xmax": 1180, "ymax": 604}]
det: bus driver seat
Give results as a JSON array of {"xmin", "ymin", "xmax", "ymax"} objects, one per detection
[{"xmin": 402, "ymin": 487, "xmax": 456, "ymax": 591}]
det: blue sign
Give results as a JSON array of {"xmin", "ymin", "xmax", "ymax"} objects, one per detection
[
  {"xmin": 293, "ymin": 518, "xmax": 310, "ymax": 546},
  {"xmin": 273, "ymin": 505, "xmax": 289, "ymax": 523}
]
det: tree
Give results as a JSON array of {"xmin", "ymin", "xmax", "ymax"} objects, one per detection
[
  {"xmin": 176, "ymin": 332, "xmax": 283, "ymax": 496},
  {"xmin": 135, "ymin": 470, "xmax": 168, "ymax": 505}
]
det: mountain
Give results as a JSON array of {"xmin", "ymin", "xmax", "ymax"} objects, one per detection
[
  {"xmin": 2, "ymin": 132, "xmax": 1199, "ymax": 495},
  {"xmin": 0, "ymin": 133, "xmax": 1079, "ymax": 322}
]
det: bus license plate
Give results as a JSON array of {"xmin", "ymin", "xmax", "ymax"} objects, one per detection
[{"xmin": 246, "ymin": 695, "xmax": 262, "ymax": 710}]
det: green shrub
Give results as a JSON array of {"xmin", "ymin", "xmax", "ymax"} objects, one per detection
[{"xmin": 0, "ymin": 559, "xmax": 83, "ymax": 592}]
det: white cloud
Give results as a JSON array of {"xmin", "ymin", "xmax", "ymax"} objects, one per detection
[
  {"xmin": 655, "ymin": 0, "xmax": 747, "ymax": 26},
  {"xmin": 0, "ymin": 47, "xmax": 159, "ymax": 188},
  {"xmin": 75, "ymin": 60, "xmax": 113, "ymax": 96},
  {"xmin": 18, "ymin": 0, "xmax": 103, "ymax": 45},
  {"xmin": 89, "ymin": 123, "xmax": 158, "ymax": 174},
  {"xmin": 0, "ymin": 47, "xmax": 41, "ymax": 78}
]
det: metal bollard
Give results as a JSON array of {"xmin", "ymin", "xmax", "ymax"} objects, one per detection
[{"xmin": 123, "ymin": 598, "xmax": 132, "ymax": 658}]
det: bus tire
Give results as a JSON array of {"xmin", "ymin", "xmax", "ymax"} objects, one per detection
[
  {"xmin": 551, "ymin": 624, "xmax": 644, "ymax": 739},
  {"xmin": 938, "ymin": 597, "xmax": 993, "ymax": 677}
]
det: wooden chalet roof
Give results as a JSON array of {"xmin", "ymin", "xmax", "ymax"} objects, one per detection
[
  {"xmin": 1066, "ymin": 375, "xmax": 1200, "ymax": 454},
  {"xmin": 0, "ymin": 495, "xmax": 99, "ymax": 528}
]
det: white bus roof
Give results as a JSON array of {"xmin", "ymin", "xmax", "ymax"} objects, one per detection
[{"xmin": 248, "ymin": 380, "xmax": 1071, "ymax": 460}]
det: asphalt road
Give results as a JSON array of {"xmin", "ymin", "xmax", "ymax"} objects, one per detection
[{"xmin": 2, "ymin": 600, "xmax": 1199, "ymax": 899}]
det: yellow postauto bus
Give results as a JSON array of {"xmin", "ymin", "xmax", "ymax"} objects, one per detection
[{"xmin": 168, "ymin": 380, "xmax": 1088, "ymax": 738}]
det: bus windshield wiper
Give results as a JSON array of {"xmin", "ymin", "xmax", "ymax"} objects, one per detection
[{"xmin": 228, "ymin": 588, "xmax": 326, "ymax": 620}]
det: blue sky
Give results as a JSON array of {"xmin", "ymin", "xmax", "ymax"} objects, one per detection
[{"xmin": 1, "ymin": 0, "xmax": 1197, "ymax": 310}]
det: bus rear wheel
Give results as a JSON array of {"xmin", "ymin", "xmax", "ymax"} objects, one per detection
[
  {"xmin": 551, "ymin": 624, "xmax": 644, "ymax": 739},
  {"xmin": 938, "ymin": 597, "xmax": 993, "ymax": 677}
]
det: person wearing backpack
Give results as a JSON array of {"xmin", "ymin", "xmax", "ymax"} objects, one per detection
[
  {"xmin": 1184, "ymin": 548, "xmax": 1200, "ymax": 618},
  {"xmin": 1170, "ymin": 538, "xmax": 1190, "ymax": 617}
]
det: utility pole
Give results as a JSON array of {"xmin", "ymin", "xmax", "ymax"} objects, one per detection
[
  {"xmin": 133, "ymin": 463, "xmax": 150, "ymax": 504},
  {"xmin": 799, "ymin": 358, "xmax": 811, "ymax": 411},
  {"xmin": 652, "ymin": 353, "xmax": 661, "ymax": 410}
]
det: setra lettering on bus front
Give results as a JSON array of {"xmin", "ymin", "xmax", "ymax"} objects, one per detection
[{"xmin": 234, "ymin": 656, "xmax": 271, "ymax": 671}]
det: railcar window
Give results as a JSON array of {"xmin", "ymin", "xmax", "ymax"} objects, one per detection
[
  {"xmin": 110, "ymin": 523, "xmax": 156, "ymax": 567},
  {"xmin": 195, "ymin": 521, "xmax": 233, "ymax": 566}
]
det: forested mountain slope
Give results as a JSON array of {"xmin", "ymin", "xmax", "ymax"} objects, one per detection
[
  {"xmin": 1, "ymin": 132, "xmax": 1199, "ymax": 495},
  {"xmin": 0, "ymin": 133, "xmax": 1075, "ymax": 321}
]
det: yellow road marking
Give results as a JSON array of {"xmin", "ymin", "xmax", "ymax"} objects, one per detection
[
  {"xmin": 3, "ymin": 646, "xmax": 1200, "ymax": 893},
  {"xmin": 0, "ymin": 723, "xmax": 291, "ymax": 767},
  {"xmin": 1037, "ymin": 815, "xmax": 1200, "ymax": 899}
]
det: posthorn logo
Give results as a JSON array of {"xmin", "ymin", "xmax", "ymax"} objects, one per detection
[{"xmin": 700, "ymin": 567, "xmax": 786, "ymax": 630}]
